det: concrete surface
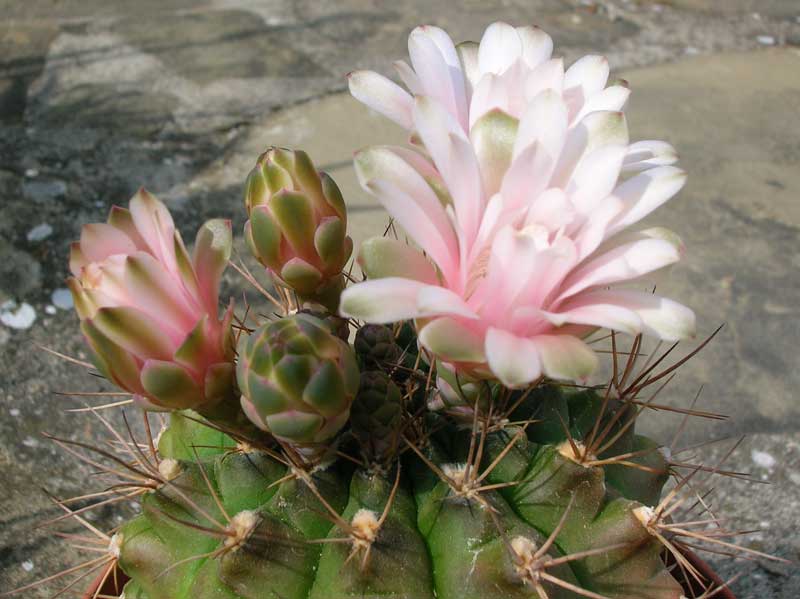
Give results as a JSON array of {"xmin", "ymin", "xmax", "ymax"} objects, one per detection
[{"xmin": 1, "ymin": 0, "xmax": 799, "ymax": 596}]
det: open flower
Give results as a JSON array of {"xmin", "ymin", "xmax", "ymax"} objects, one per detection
[
  {"xmin": 68, "ymin": 190, "xmax": 236, "ymax": 410},
  {"xmin": 340, "ymin": 22, "xmax": 694, "ymax": 387}
]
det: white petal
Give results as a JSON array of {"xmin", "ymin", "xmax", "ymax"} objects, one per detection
[
  {"xmin": 418, "ymin": 317, "xmax": 486, "ymax": 363},
  {"xmin": 553, "ymin": 111, "xmax": 628, "ymax": 188},
  {"xmin": 501, "ymin": 143, "xmax": 555, "ymax": 219},
  {"xmin": 607, "ymin": 166, "xmax": 687, "ymax": 236},
  {"xmin": 534, "ymin": 334, "xmax": 598, "ymax": 381},
  {"xmin": 524, "ymin": 58, "xmax": 564, "ymax": 100},
  {"xmin": 542, "ymin": 303, "xmax": 642, "ymax": 335},
  {"xmin": 348, "ymin": 71, "xmax": 414, "ymax": 129},
  {"xmin": 418, "ymin": 286, "xmax": 478, "ymax": 320},
  {"xmin": 485, "ymin": 327, "xmax": 542, "ymax": 387},
  {"xmin": 558, "ymin": 228, "xmax": 684, "ymax": 300},
  {"xmin": 575, "ymin": 85, "xmax": 630, "ymax": 122},
  {"xmin": 478, "ymin": 22, "xmax": 523, "ymax": 75},
  {"xmin": 456, "ymin": 41, "xmax": 480, "ymax": 96},
  {"xmin": 340, "ymin": 278, "xmax": 427, "ymax": 323},
  {"xmin": 564, "ymin": 55, "xmax": 610, "ymax": 118},
  {"xmin": 513, "ymin": 89, "xmax": 568, "ymax": 161},
  {"xmin": 563, "ymin": 289, "xmax": 695, "ymax": 341},
  {"xmin": 393, "ymin": 60, "xmax": 422, "ymax": 94},
  {"xmin": 567, "ymin": 144, "xmax": 627, "ymax": 214},
  {"xmin": 622, "ymin": 140, "xmax": 678, "ymax": 173},
  {"xmin": 358, "ymin": 237, "xmax": 439, "ymax": 284},
  {"xmin": 516, "ymin": 26, "xmax": 553, "ymax": 68}
]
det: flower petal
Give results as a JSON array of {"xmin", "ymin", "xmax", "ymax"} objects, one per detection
[
  {"xmin": 513, "ymin": 89, "xmax": 568, "ymax": 161},
  {"xmin": 348, "ymin": 70, "xmax": 414, "ymax": 129},
  {"xmin": 413, "ymin": 96, "xmax": 484, "ymax": 245},
  {"xmin": 478, "ymin": 22, "xmax": 522, "ymax": 75},
  {"xmin": 534, "ymin": 334, "xmax": 598, "ymax": 381},
  {"xmin": 354, "ymin": 146, "xmax": 458, "ymax": 279},
  {"xmin": 607, "ymin": 166, "xmax": 687, "ymax": 236},
  {"xmin": 516, "ymin": 26, "xmax": 553, "ymax": 68},
  {"xmin": 565, "ymin": 289, "xmax": 695, "ymax": 341},
  {"xmin": 409, "ymin": 25, "xmax": 468, "ymax": 129},
  {"xmin": 622, "ymin": 140, "xmax": 679, "ymax": 173},
  {"xmin": 558, "ymin": 228, "xmax": 684, "ymax": 300},
  {"xmin": 358, "ymin": 237, "xmax": 439, "ymax": 284},
  {"xmin": 418, "ymin": 317, "xmax": 486, "ymax": 363},
  {"xmin": 485, "ymin": 327, "xmax": 542, "ymax": 387},
  {"xmin": 340, "ymin": 278, "xmax": 428, "ymax": 323}
]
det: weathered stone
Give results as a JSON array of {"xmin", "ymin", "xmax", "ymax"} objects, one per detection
[
  {"xmin": 693, "ymin": 433, "xmax": 800, "ymax": 597},
  {"xmin": 0, "ymin": 239, "xmax": 42, "ymax": 301}
]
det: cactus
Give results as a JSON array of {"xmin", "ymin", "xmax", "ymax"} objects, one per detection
[
  {"xmin": 108, "ymin": 378, "xmax": 686, "ymax": 599},
  {"xmin": 11, "ymin": 20, "xmax": 779, "ymax": 599}
]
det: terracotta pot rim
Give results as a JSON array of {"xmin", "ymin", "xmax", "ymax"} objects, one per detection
[{"xmin": 83, "ymin": 547, "xmax": 736, "ymax": 598}]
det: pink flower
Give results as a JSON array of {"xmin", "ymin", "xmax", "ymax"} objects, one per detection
[
  {"xmin": 340, "ymin": 23, "xmax": 694, "ymax": 387},
  {"xmin": 68, "ymin": 189, "xmax": 236, "ymax": 410}
]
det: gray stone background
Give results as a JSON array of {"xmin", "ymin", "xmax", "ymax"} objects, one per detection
[{"xmin": 1, "ymin": 0, "xmax": 798, "ymax": 596}]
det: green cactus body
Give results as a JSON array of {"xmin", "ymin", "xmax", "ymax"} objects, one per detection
[{"xmin": 117, "ymin": 384, "xmax": 683, "ymax": 599}]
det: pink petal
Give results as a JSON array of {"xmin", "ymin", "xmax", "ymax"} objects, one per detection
[
  {"xmin": 485, "ymin": 327, "xmax": 542, "ymax": 387},
  {"xmin": 129, "ymin": 189, "xmax": 177, "ymax": 272},
  {"xmin": 354, "ymin": 146, "xmax": 458, "ymax": 282},
  {"xmin": 78, "ymin": 223, "xmax": 138, "ymax": 264},
  {"xmin": 348, "ymin": 70, "xmax": 414, "ymax": 129},
  {"xmin": 413, "ymin": 97, "xmax": 484, "ymax": 247}
]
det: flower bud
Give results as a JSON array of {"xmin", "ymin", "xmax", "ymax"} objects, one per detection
[{"xmin": 244, "ymin": 148, "xmax": 353, "ymax": 312}]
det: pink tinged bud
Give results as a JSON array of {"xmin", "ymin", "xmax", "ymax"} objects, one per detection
[
  {"xmin": 243, "ymin": 148, "xmax": 353, "ymax": 311},
  {"xmin": 68, "ymin": 190, "xmax": 235, "ymax": 411}
]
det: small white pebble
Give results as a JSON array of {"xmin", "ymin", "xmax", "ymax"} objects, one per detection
[
  {"xmin": 26, "ymin": 223, "xmax": 53, "ymax": 242},
  {"xmin": 752, "ymin": 449, "xmax": 776, "ymax": 469},
  {"xmin": 51, "ymin": 288, "xmax": 74, "ymax": 310},
  {"xmin": 0, "ymin": 301, "xmax": 37, "ymax": 330},
  {"xmin": 10, "ymin": 408, "xmax": 20, "ymax": 417},
  {"xmin": 45, "ymin": 305, "xmax": 57, "ymax": 315},
  {"xmin": 757, "ymin": 35, "xmax": 775, "ymax": 46},
  {"xmin": 22, "ymin": 560, "xmax": 34, "ymax": 572},
  {"xmin": 22, "ymin": 436, "xmax": 39, "ymax": 448},
  {"xmin": 24, "ymin": 168, "xmax": 39, "ymax": 178},
  {"xmin": 752, "ymin": 12, "xmax": 762, "ymax": 20},
  {"xmin": 685, "ymin": 46, "xmax": 699, "ymax": 55}
]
